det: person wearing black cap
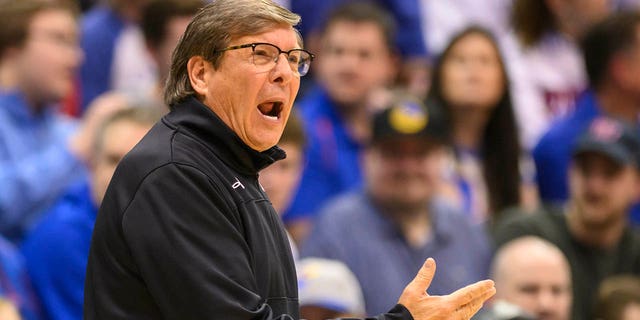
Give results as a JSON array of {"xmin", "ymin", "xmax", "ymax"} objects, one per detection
[
  {"xmin": 494, "ymin": 116, "xmax": 640, "ymax": 320},
  {"xmin": 302, "ymin": 98, "xmax": 492, "ymax": 316}
]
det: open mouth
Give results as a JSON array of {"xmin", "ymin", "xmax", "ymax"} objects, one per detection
[{"xmin": 258, "ymin": 101, "xmax": 284, "ymax": 120}]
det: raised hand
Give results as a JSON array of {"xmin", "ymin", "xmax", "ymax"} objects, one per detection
[{"xmin": 398, "ymin": 258, "xmax": 496, "ymax": 320}]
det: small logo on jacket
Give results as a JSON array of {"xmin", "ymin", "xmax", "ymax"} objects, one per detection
[{"xmin": 232, "ymin": 177, "xmax": 245, "ymax": 190}]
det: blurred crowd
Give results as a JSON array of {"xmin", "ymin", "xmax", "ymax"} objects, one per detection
[{"xmin": 0, "ymin": 0, "xmax": 639, "ymax": 319}]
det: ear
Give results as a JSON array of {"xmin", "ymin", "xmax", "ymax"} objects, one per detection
[{"xmin": 187, "ymin": 56, "xmax": 209, "ymax": 96}]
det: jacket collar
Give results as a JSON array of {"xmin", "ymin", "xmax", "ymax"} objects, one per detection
[{"xmin": 165, "ymin": 96, "xmax": 285, "ymax": 175}]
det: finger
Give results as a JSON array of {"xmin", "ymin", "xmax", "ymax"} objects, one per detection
[
  {"xmin": 467, "ymin": 284, "xmax": 496, "ymax": 307},
  {"xmin": 450, "ymin": 279, "xmax": 495, "ymax": 305},
  {"xmin": 455, "ymin": 286, "xmax": 496, "ymax": 320},
  {"xmin": 409, "ymin": 257, "xmax": 436, "ymax": 293}
]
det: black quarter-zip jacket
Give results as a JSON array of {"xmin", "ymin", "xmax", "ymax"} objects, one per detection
[{"xmin": 83, "ymin": 96, "xmax": 413, "ymax": 320}]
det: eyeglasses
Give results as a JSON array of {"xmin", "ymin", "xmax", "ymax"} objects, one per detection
[{"xmin": 213, "ymin": 42, "xmax": 315, "ymax": 77}]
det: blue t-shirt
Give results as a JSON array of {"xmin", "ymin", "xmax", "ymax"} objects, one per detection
[
  {"xmin": 0, "ymin": 90, "xmax": 85, "ymax": 241},
  {"xmin": 22, "ymin": 181, "xmax": 97, "ymax": 320},
  {"xmin": 301, "ymin": 192, "xmax": 492, "ymax": 316},
  {"xmin": 284, "ymin": 86, "xmax": 364, "ymax": 221},
  {"xmin": 533, "ymin": 90, "xmax": 640, "ymax": 224}
]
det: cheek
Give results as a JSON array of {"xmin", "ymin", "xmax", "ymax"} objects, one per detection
[
  {"xmin": 441, "ymin": 67, "xmax": 462, "ymax": 98},
  {"xmin": 18, "ymin": 49, "xmax": 47, "ymax": 80},
  {"xmin": 484, "ymin": 68, "xmax": 505, "ymax": 93},
  {"xmin": 479, "ymin": 77, "xmax": 505, "ymax": 107},
  {"xmin": 275, "ymin": 173, "xmax": 297, "ymax": 196},
  {"xmin": 364, "ymin": 157, "xmax": 386, "ymax": 184},
  {"xmin": 568, "ymin": 171, "xmax": 583, "ymax": 194},
  {"xmin": 230, "ymin": 83, "xmax": 260, "ymax": 124},
  {"xmin": 92, "ymin": 165, "xmax": 112, "ymax": 194},
  {"xmin": 284, "ymin": 166, "xmax": 303, "ymax": 187},
  {"xmin": 362, "ymin": 63, "xmax": 390, "ymax": 86},
  {"xmin": 612, "ymin": 178, "xmax": 638, "ymax": 202},
  {"xmin": 260, "ymin": 167, "xmax": 283, "ymax": 189},
  {"xmin": 317, "ymin": 56, "xmax": 342, "ymax": 81},
  {"xmin": 35, "ymin": 48, "xmax": 75, "ymax": 88}
]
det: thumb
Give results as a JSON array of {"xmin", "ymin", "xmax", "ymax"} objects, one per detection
[{"xmin": 409, "ymin": 257, "xmax": 436, "ymax": 294}]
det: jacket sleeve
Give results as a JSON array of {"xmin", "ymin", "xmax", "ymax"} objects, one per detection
[
  {"xmin": 336, "ymin": 304, "xmax": 413, "ymax": 320},
  {"xmin": 120, "ymin": 163, "xmax": 282, "ymax": 319},
  {"xmin": 368, "ymin": 304, "xmax": 414, "ymax": 319}
]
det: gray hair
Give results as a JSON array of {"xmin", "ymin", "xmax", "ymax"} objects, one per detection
[{"xmin": 163, "ymin": 0, "xmax": 301, "ymax": 109}]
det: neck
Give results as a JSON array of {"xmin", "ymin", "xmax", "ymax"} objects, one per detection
[
  {"xmin": 566, "ymin": 202, "xmax": 627, "ymax": 249},
  {"xmin": 0, "ymin": 62, "xmax": 17, "ymax": 90},
  {"xmin": 556, "ymin": 21, "xmax": 580, "ymax": 42},
  {"xmin": 596, "ymin": 85, "xmax": 640, "ymax": 122},
  {"xmin": 451, "ymin": 107, "xmax": 491, "ymax": 149},
  {"xmin": 381, "ymin": 202, "xmax": 432, "ymax": 248},
  {"xmin": 0, "ymin": 66, "xmax": 45, "ymax": 112}
]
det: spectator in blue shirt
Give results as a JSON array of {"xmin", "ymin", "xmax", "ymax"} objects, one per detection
[
  {"xmin": 283, "ymin": 2, "xmax": 399, "ymax": 244},
  {"xmin": 291, "ymin": 0, "xmax": 430, "ymax": 99},
  {"xmin": 22, "ymin": 106, "xmax": 162, "ymax": 320},
  {"xmin": 0, "ymin": 0, "xmax": 89, "ymax": 241},
  {"xmin": 291, "ymin": 0, "xmax": 426, "ymax": 59},
  {"xmin": 533, "ymin": 11, "xmax": 640, "ymax": 224},
  {"xmin": 302, "ymin": 98, "xmax": 492, "ymax": 316}
]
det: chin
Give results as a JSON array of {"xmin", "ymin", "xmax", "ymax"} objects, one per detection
[
  {"xmin": 581, "ymin": 212, "xmax": 613, "ymax": 228},
  {"xmin": 243, "ymin": 127, "xmax": 279, "ymax": 150},
  {"xmin": 330, "ymin": 91, "xmax": 362, "ymax": 106},
  {"xmin": 250, "ymin": 139, "xmax": 279, "ymax": 152}
]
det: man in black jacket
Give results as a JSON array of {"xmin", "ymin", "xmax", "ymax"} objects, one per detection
[{"xmin": 83, "ymin": 0, "xmax": 495, "ymax": 319}]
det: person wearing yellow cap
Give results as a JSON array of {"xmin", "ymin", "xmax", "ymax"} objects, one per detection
[{"xmin": 302, "ymin": 97, "xmax": 492, "ymax": 316}]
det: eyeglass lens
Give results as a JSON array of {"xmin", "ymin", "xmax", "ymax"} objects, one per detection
[{"xmin": 251, "ymin": 43, "xmax": 312, "ymax": 76}]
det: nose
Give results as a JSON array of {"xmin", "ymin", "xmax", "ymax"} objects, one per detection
[
  {"xmin": 339, "ymin": 50, "xmax": 361, "ymax": 68},
  {"xmin": 584, "ymin": 172, "xmax": 609, "ymax": 194},
  {"xmin": 536, "ymin": 291, "xmax": 556, "ymax": 314},
  {"xmin": 270, "ymin": 53, "xmax": 294, "ymax": 85}
]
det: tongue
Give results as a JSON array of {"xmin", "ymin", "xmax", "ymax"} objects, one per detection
[{"xmin": 258, "ymin": 103, "xmax": 274, "ymax": 116}]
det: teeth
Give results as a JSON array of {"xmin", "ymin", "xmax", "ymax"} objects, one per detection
[{"xmin": 264, "ymin": 115, "xmax": 278, "ymax": 120}]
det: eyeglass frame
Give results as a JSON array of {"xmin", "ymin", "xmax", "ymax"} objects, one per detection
[{"xmin": 211, "ymin": 42, "xmax": 315, "ymax": 77}]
